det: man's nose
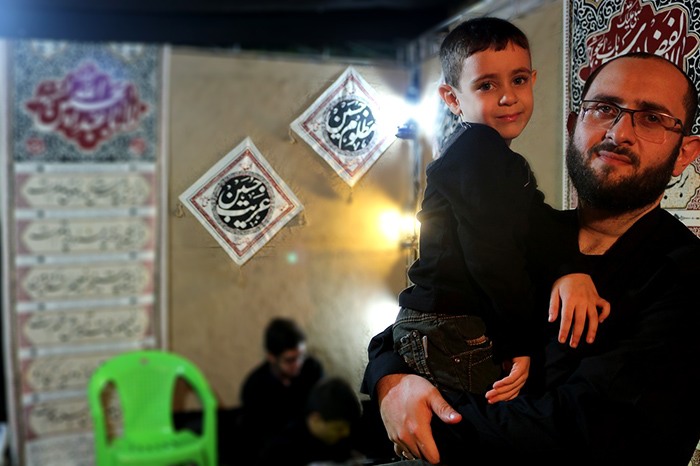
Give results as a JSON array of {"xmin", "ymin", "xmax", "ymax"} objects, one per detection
[{"xmin": 606, "ymin": 111, "xmax": 637, "ymax": 143}]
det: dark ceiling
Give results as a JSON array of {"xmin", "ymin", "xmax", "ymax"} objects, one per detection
[{"xmin": 0, "ymin": 0, "xmax": 476, "ymax": 60}]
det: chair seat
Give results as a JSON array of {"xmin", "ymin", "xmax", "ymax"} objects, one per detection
[{"xmin": 110, "ymin": 430, "xmax": 207, "ymax": 465}]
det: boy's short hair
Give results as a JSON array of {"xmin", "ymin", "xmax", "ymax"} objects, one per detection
[
  {"xmin": 306, "ymin": 377, "xmax": 362, "ymax": 424},
  {"xmin": 264, "ymin": 317, "xmax": 306, "ymax": 356},
  {"xmin": 440, "ymin": 16, "xmax": 530, "ymax": 88}
]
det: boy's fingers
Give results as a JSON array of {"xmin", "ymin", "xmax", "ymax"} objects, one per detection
[
  {"xmin": 598, "ymin": 300, "xmax": 611, "ymax": 322},
  {"xmin": 548, "ymin": 289, "xmax": 561, "ymax": 322},
  {"xmin": 585, "ymin": 306, "xmax": 599, "ymax": 343},
  {"xmin": 559, "ymin": 308, "xmax": 573, "ymax": 343}
]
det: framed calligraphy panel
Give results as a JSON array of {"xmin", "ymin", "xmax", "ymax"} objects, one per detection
[
  {"xmin": 0, "ymin": 40, "xmax": 168, "ymax": 466},
  {"xmin": 179, "ymin": 137, "xmax": 304, "ymax": 266},
  {"xmin": 290, "ymin": 66, "xmax": 396, "ymax": 187},
  {"xmin": 565, "ymin": 0, "xmax": 700, "ymax": 236}
]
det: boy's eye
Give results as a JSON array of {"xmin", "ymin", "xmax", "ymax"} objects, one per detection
[
  {"xmin": 477, "ymin": 82, "xmax": 493, "ymax": 91},
  {"xmin": 513, "ymin": 75, "xmax": 529, "ymax": 85}
]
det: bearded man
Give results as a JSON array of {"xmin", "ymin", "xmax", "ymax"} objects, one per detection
[{"xmin": 362, "ymin": 52, "xmax": 700, "ymax": 466}]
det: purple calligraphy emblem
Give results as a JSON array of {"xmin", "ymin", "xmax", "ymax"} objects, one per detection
[
  {"xmin": 213, "ymin": 174, "xmax": 272, "ymax": 234},
  {"xmin": 325, "ymin": 98, "xmax": 376, "ymax": 153},
  {"xmin": 25, "ymin": 61, "xmax": 149, "ymax": 151},
  {"xmin": 579, "ymin": 0, "xmax": 699, "ymax": 81}
]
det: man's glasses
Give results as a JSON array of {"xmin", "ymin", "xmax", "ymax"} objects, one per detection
[
  {"xmin": 279, "ymin": 353, "xmax": 306, "ymax": 365},
  {"xmin": 580, "ymin": 100, "xmax": 686, "ymax": 143}
]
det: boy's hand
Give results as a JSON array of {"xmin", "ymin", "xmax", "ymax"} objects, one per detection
[
  {"xmin": 548, "ymin": 273, "xmax": 611, "ymax": 347},
  {"xmin": 485, "ymin": 355, "xmax": 530, "ymax": 403}
]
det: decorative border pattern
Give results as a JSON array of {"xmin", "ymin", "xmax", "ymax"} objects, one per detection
[
  {"xmin": 290, "ymin": 66, "xmax": 395, "ymax": 187},
  {"xmin": 179, "ymin": 137, "xmax": 303, "ymax": 266}
]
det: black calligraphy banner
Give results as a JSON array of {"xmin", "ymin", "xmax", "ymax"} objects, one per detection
[{"xmin": 290, "ymin": 66, "xmax": 396, "ymax": 187}]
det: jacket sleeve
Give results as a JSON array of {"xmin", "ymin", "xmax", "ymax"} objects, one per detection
[
  {"xmin": 436, "ymin": 124, "xmax": 540, "ymax": 359},
  {"xmin": 360, "ymin": 324, "xmax": 412, "ymax": 398}
]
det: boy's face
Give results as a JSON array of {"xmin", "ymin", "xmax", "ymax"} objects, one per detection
[
  {"xmin": 308, "ymin": 413, "xmax": 352, "ymax": 445},
  {"xmin": 441, "ymin": 43, "xmax": 535, "ymax": 145}
]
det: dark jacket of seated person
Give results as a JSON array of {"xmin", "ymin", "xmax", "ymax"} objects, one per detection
[{"xmin": 257, "ymin": 377, "xmax": 363, "ymax": 466}]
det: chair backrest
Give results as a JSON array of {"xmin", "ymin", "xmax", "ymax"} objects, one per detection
[{"xmin": 88, "ymin": 349, "xmax": 217, "ymax": 440}]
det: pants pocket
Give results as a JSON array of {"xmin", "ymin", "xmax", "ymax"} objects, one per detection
[
  {"xmin": 393, "ymin": 310, "xmax": 502, "ymax": 395},
  {"xmin": 447, "ymin": 340, "xmax": 501, "ymax": 395},
  {"xmin": 395, "ymin": 330, "xmax": 435, "ymax": 385}
]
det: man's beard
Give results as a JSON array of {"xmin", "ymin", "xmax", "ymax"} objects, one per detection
[{"xmin": 565, "ymin": 136, "xmax": 681, "ymax": 213}]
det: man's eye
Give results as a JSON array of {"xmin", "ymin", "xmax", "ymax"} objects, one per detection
[
  {"xmin": 641, "ymin": 112, "xmax": 662, "ymax": 124},
  {"xmin": 595, "ymin": 104, "xmax": 615, "ymax": 114}
]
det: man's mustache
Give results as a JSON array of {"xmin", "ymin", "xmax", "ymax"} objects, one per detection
[{"xmin": 588, "ymin": 141, "xmax": 640, "ymax": 166}]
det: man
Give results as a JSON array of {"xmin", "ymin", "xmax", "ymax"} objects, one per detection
[
  {"xmin": 239, "ymin": 317, "xmax": 324, "ymax": 463},
  {"xmin": 361, "ymin": 52, "xmax": 700, "ymax": 465}
]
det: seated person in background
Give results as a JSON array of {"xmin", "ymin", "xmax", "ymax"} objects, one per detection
[
  {"xmin": 239, "ymin": 317, "xmax": 325, "ymax": 462},
  {"xmin": 258, "ymin": 377, "xmax": 364, "ymax": 466}
]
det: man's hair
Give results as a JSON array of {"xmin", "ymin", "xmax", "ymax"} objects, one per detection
[
  {"xmin": 440, "ymin": 16, "xmax": 530, "ymax": 88},
  {"xmin": 580, "ymin": 52, "xmax": 698, "ymax": 134},
  {"xmin": 306, "ymin": 377, "xmax": 362, "ymax": 424},
  {"xmin": 264, "ymin": 317, "xmax": 306, "ymax": 356}
]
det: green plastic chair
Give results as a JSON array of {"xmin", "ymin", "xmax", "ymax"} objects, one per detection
[{"xmin": 87, "ymin": 350, "xmax": 218, "ymax": 466}]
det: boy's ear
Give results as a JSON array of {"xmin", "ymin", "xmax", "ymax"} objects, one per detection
[{"xmin": 438, "ymin": 84, "xmax": 460, "ymax": 116}]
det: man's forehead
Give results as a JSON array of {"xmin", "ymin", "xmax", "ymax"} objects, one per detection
[{"xmin": 586, "ymin": 58, "xmax": 685, "ymax": 113}]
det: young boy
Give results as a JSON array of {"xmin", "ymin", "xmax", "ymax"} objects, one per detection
[
  {"xmin": 257, "ymin": 377, "xmax": 364, "ymax": 466},
  {"xmin": 391, "ymin": 17, "xmax": 609, "ymax": 404}
]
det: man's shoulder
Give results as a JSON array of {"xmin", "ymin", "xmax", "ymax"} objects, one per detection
[
  {"xmin": 301, "ymin": 356, "xmax": 324, "ymax": 377},
  {"xmin": 657, "ymin": 209, "xmax": 700, "ymax": 255},
  {"xmin": 638, "ymin": 209, "xmax": 700, "ymax": 284},
  {"xmin": 241, "ymin": 361, "xmax": 271, "ymax": 388}
]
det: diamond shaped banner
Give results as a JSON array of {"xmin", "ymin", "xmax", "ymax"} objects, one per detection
[
  {"xmin": 179, "ymin": 137, "xmax": 303, "ymax": 265},
  {"xmin": 291, "ymin": 66, "xmax": 396, "ymax": 187}
]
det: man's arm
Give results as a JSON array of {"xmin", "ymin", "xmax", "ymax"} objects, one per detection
[
  {"xmin": 376, "ymin": 373, "xmax": 461, "ymax": 464},
  {"xmin": 360, "ymin": 324, "xmax": 410, "ymax": 397},
  {"xmin": 431, "ymin": 280, "xmax": 700, "ymax": 464},
  {"xmin": 361, "ymin": 325, "xmax": 461, "ymax": 464}
]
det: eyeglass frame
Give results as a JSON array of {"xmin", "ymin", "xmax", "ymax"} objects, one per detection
[{"xmin": 579, "ymin": 99, "xmax": 687, "ymax": 142}]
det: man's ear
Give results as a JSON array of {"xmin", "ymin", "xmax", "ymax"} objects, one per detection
[
  {"xmin": 438, "ymin": 84, "xmax": 460, "ymax": 116},
  {"xmin": 566, "ymin": 111, "xmax": 578, "ymax": 135},
  {"xmin": 673, "ymin": 135, "xmax": 700, "ymax": 177}
]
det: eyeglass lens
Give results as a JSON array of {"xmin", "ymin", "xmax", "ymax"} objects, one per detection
[{"xmin": 581, "ymin": 101, "xmax": 681, "ymax": 143}]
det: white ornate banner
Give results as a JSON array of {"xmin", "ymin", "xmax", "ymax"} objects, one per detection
[
  {"xmin": 1, "ymin": 39, "xmax": 167, "ymax": 466},
  {"xmin": 290, "ymin": 66, "xmax": 395, "ymax": 187},
  {"xmin": 179, "ymin": 137, "xmax": 303, "ymax": 266}
]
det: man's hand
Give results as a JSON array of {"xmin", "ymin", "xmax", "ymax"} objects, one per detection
[
  {"xmin": 485, "ymin": 355, "xmax": 530, "ymax": 403},
  {"xmin": 376, "ymin": 373, "xmax": 461, "ymax": 464}
]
